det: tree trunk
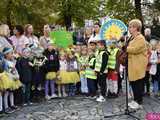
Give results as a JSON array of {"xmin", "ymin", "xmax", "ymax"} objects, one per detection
[
  {"xmin": 64, "ymin": 15, "xmax": 72, "ymax": 31},
  {"xmin": 6, "ymin": 0, "xmax": 12, "ymax": 30},
  {"xmin": 134, "ymin": 0, "xmax": 144, "ymax": 34}
]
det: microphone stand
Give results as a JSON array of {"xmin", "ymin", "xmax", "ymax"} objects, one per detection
[
  {"xmin": 104, "ymin": 36, "xmax": 140, "ymax": 120},
  {"xmin": 104, "ymin": 66, "xmax": 140, "ymax": 120}
]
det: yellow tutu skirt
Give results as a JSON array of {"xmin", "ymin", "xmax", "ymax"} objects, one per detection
[
  {"xmin": 46, "ymin": 72, "xmax": 56, "ymax": 80},
  {"xmin": 11, "ymin": 80, "xmax": 22, "ymax": 90},
  {"xmin": 67, "ymin": 72, "xmax": 80, "ymax": 84},
  {"xmin": 0, "ymin": 72, "xmax": 13, "ymax": 91},
  {"xmin": 56, "ymin": 71, "xmax": 71, "ymax": 84}
]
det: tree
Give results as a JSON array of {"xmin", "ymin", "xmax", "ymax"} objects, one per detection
[
  {"xmin": 104, "ymin": 0, "xmax": 136, "ymax": 24},
  {"xmin": 0, "ymin": 0, "xmax": 56, "ymax": 33},
  {"xmin": 51, "ymin": 0, "xmax": 100, "ymax": 30}
]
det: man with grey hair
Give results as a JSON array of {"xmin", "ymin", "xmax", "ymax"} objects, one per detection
[{"xmin": 144, "ymin": 28, "xmax": 151, "ymax": 42}]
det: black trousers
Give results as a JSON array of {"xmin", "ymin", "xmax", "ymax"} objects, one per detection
[
  {"xmin": 143, "ymin": 71, "xmax": 150, "ymax": 93},
  {"xmin": 118, "ymin": 73, "xmax": 123, "ymax": 93},
  {"xmin": 130, "ymin": 78, "xmax": 144, "ymax": 104},
  {"xmin": 97, "ymin": 73, "xmax": 107, "ymax": 97}
]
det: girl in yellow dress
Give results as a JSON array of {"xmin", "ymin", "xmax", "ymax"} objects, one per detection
[
  {"xmin": 0, "ymin": 59, "xmax": 13, "ymax": 113},
  {"xmin": 56, "ymin": 52, "xmax": 68, "ymax": 97},
  {"xmin": 3, "ymin": 47, "xmax": 22, "ymax": 112}
]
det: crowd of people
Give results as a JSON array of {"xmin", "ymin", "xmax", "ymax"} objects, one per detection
[{"xmin": 0, "ymin": 19, "xmax": 160, "ymax": 115}]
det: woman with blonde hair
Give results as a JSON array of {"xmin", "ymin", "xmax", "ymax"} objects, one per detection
[
  {"xmin": 39, "ymin": 25, "xmax": 51, "ymax": 50},
  {"xmin": 24, "ymin": 24, "xmax": 39, "ymax": 47},
  {"xmin": 127, "ymin": 19, "xmax": 148, "ymax": 109},
  {"xmin": 0, "ymin": 24, "xmax": 12, "ymax": 52}
]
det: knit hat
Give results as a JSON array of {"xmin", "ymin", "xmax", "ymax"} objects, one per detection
[
  {"xmin": 22, "ymin": 47, "xmax": 31, "ymax": 54},
  {"xmin": 3, "ymin": 47, "xmax": 13, "ymax": 55}
]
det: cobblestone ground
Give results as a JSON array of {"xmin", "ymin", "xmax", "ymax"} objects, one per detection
[{"xmin": 1, "ymin": 94, "xmax": 160, "ymax": 120}]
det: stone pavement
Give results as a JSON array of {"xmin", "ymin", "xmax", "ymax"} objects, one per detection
[{"xmin": 1, "ymin": 94, "xmax": 160, "ymax": 120}]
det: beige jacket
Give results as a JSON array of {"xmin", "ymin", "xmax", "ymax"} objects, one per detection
[{"xmin": 127, "ymin": 34, "xmax": 148, "ymax": 81}]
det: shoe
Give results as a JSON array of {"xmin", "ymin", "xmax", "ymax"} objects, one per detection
[
  {"xmin": 96, "ymin": 95, "xmax": 106, "ymax": 102},
  {"xmin": 45, "ymin": 95, "xmax": 51, "ymax": 100},
  {"xmin": 90, "ymin": 96, "xmax": 97, "ymax": 99},
  {"xmin": 5, "ymin": 108, "xmax": 14, "ymax": 114},
  {"xmin": 0, "ymin": 111, "xmax": 3, "ymax": 114},
  {"xmin": 63, "ymin": 92, "xmax": 67, "ymax": 97},
  {"xmin": 10, "ymin": 105, "xmax": 18, "ymax": 110},
  {"xmin": 28, "ymin": 102, "xmax": 33, "ymax": 105},
  {"xmin": 128, "ymin": 101, "xmax": 140, "ymax": 109},
  {"xmin": 50, "ymin": 94, "xmax": 58, "ymax": 99},
  {"xmin": 23, "ymin": 103, "xmax": 27, "ymax": 106},
  {"xmin": 58, "ymin": 93, "xmax": 62, "ymax": 97},
  {"xmin": 37, "ymin": 86, "xmax": 42, "ymax": 91}
]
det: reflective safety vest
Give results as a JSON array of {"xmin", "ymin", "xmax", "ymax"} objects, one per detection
[
  {"xmin": 85, "ymin": 57, "xmax": 97, "ymax": 79},
  {"xmin": 78, "ymin": 56, "xmax": 88, "ymax": 66},
  {"xmin": 95, "ymin": 50, "xmax": 108, "ymax": 73},
  {"xmin": 108, "ymin": 48, "xmax": 119, "ymax": 69}
]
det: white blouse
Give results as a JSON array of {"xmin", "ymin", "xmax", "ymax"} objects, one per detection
[{"xmin": 60, "ymin": 60, "xmax": 67, "ymax": 71}]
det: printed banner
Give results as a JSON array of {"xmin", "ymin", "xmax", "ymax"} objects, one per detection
[
  {"xmin": 100, "ymin": 19, "xmax": 127, "ymax": 41},
  {"xmin": 50, "ymin": 30, "xmax": 73, "ymax": 48}
]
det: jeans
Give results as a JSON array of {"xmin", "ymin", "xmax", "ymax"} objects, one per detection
[
  {"xmin": 87, "ymin": 78, "xmax": 96, "ymax": 95},
  {"xmin": 22, "ymin": 83, "xmax": 31, "ymax": 104},
  {"xmin": 45, "ymin": 80, "xmax": 55, "ymax": 96}
]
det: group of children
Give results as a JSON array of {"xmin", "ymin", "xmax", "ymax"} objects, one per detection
[{"xmin": 0, "ymin": 38, "xmax": 123, "ymax": 113}]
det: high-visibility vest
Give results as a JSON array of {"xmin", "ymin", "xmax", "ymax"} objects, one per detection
[
  {"xmin": 85, "ymin": 57, "xmax": 97, "ymax": 79},
  {"xmin": 78, "ymin": 56, "xmax": 88, "ymax": 66},
  {"xmin": 95, "ymin": 50, "xmax": 108, "ymax": 73},
  {"xmin": 108, "ymin": 48, "xmax": 119, "ymax": 69}
]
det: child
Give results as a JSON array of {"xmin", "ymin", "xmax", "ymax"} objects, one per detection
[
  {"xmin": 30, "ymin": 45, "xmax": 47, "ymax": 99},
  {"xmin": 149, "ymin": 40, "xmax": 158, "ymax": 97},
  {"xmin": 56, "ymin": 51, "xmax": 68, "ymax": 97},
  {"xmin": 86, "ymin": 48, "xmax": 97, "ymax": 98},
  {"xmin": 95, "ymin": 40, "xmax": 108, "ymax": 102},
  {"xmin": 107, "ymin": 44, "xmax": 119, "ymax": 98},
  {"xmin": 67, "ymin": 51, "xmax": 80, "ymax": 96},
  {"xmin": 3, "ymin": 47, "xmax": 22, "ymax": 113},
  {"xmin": 17, "ymin": 48, "xmax": 33, "ymax": 106},
  {"xmin": 44, "ymin": 42, "xmax": 59, "ymax": 100},
  {"xmin": 0, "ymin": 55, "xmax": 13, "ymax": 114},
  {"xmin": 78, "ymin": 46, "xmax": 89, "ymax": 94}
]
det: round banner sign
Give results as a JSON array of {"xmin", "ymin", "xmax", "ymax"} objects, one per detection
[{"xmin": 100, "ymin": 19, "xmax": 127, "ymax": 41}]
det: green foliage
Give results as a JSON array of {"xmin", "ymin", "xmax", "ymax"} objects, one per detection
[
  {"xmin": 0, "ymin": 0, "xmax": 100, "ymax": 30},
  {"xmin": 104, "ymin": 0, "xmax": 136, "ymax": 24}
]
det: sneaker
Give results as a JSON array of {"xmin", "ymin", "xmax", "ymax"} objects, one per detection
[
  {"xmin": 28, "ymin": 102, "xmax": 33, "ymax": 105},
  {"xmin": 50, "ymin": 94, "xmax": 58, "ymax": 99},
  {"xmin": 90, "ymin": 96, "xmax": 97, "ymax": 99},
  {"xmin": 23, "ymin": 103, "xmax": 28, "ymax": 106},
  {"xmin": 96, "ymin": 95, "xmax": 106, "ymax": 102},
  {"xmin": 58, "ymin": 93, "xmax": 62, "ymax": 97},
  {"xmin": 63, "ymin": 92, "xmax": 67, "ymax": 97},
  {"xmin": 5, "ymin": 108, "xmax": 14, "ymax": 114},
  {"xmin": 0, "ymin": 111, "xmax": 3, "ymax": 114},
  {"xmin": 10, "ymin": 105, "xmax": 18, "ymax": 110},
  {"xmin": 128, "ymin": 101, "xmax": 140, "ymax": 109},
  {"xmin": 45, "ymin": 95, "xmax": 51, "ymax": 100}
]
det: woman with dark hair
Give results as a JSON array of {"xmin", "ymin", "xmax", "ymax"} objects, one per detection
[
  {"xmin": 10, "ymin": 25, "xmax": 29, "ymax": 56},
  {"xmin": 88, "ymin": 22, "xmax": 101, "ymax": 43}
]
